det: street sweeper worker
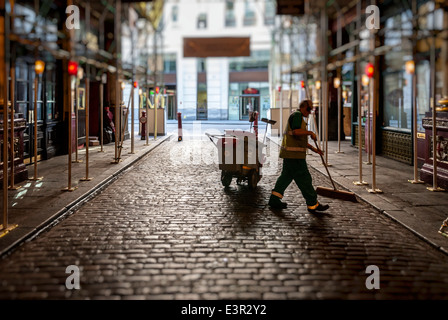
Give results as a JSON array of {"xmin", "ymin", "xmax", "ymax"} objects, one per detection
[{"xmin": 268, "ymin": 99, "xmax": 330, "ymax": 213}]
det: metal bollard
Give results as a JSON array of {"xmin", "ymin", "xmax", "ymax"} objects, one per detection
[
  {"xmin": 177, "ymin": 112, "xmax": 183, "ymax": 141},
  {"xmin": 253, "ymin": 111, "xmax": 258, "ymax": 140},
  {"xmin": 140, "ymin": 111, "xmax": 147, "ymax": 140}
]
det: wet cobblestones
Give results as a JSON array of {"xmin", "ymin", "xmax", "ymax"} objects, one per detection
[{"xmin": 0, "ymin": 139, "xmax": 447, "ymax": 300}]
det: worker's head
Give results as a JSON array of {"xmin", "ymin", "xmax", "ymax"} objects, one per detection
[{"xmin": 299, "ymin": 99, "xmax": 313, "ymax": 117}]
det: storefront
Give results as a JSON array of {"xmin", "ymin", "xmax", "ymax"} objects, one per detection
[
  {"xmin": 9, "ymin": 2, "xmax": 67, "ymax": 172},
  {"xmin": 228, "ymin": 82, "xmax": 270, "ymax": 121},
  {"xmin": 279, "ymin": 0, "xmax": 448, "ymax": 192},
  {"xmin": 376, "ymin": 8, "xmax": 414, "ymax": 164},
  {"xmin": 1, "ymin": 0, "xmax": 139, "ymax": 186}
]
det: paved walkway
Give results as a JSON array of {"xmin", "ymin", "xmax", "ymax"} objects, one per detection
[
  {"xmin": 0, "ymin": 122, "xmax": 447, "ymax": 302},
  {"xmin": 0, "ymin": 136, "xmax": 447, "ymax": 300},
  {"xmin": 0, "ymin": 121, "xmax": 253, "ymax": 257},
  {"xmin": 1, "ymin": 123, "xmax": 447, "ymax": 259}
]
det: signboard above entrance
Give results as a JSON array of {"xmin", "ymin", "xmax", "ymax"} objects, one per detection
[
  {"xmin": 183, "ymin": 37, "xmax": 250, "ymax": 58},
  {"xmin": 243, "ymin": 88, "xmax": 259, "ymax": 94},
  {"xmin": 276, "ymin": 0, "xmax": 305, "ymax": 16}
]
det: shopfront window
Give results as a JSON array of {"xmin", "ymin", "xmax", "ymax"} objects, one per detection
[
  {"xmin": 416, "ymin": 61, "xmax": 431, "ymax": 132},
  {"xmin": 381, "ymin": 2, "xmax": 448, "ymax": 133},
  {"xmin": 36, "ymin": 76, "xmax": 43, "ymax": 121},
  {"xmin": 44, "ymin": 65, "xmax": 56, "ymax": 121},
  {"xmin": 383, "ymin": 69, "xmax": 412, "ymax": 130},
  {"xmin": 414, "ymin": 1, "xmax": 447, "ymax": 128},
  {"xmin": 16, "ymin": 62, "xmax": 29, "ymax": 119},
  {"xmin": 382, "ymin": 11, "xmax": 413, "ymax": 131},
  {"xmin": 228, "ymin": 83, "xmax": 239, "ymax": 120}
]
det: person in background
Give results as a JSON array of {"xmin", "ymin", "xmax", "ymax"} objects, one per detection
[{"xmin": 247, "ymin": 101, "xmax": 254, "ymax": 121}]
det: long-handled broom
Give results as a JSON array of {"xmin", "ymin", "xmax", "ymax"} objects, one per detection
[
  {"xmin": 308, "ymin": 109, "xmax": 357, "ymax": 203},
  {"xmin": 305, "ymin": 87, "xmax": 357, "ymax": 203},
  {"xmin": 313, "ymin": 139, "xmax": 358, "ymax": 202}
]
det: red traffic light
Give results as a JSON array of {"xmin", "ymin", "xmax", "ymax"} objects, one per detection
[
  {"xmin": 68, "ymin": 61, "xmax": 78, "ymax": 76},
  {"xmin": 133, "ymin": 81, "xmax": 138, "ymax": 88},
  {"xmin": 300, "ymin": 81, "xmax": 305, "ymax": 88},
  {"xmin": 365, "ymin": 62, "xmax": 374, "ymax": 78},
  {"xmin": 155, "ymin": 87, "xmax": 160, "ymax": 94}
]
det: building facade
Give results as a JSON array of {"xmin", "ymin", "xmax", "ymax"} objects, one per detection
[
  {"xmin": 159, "ymin": 0, "xmax": 276, "ymax": 121},
  {"xmin": 272, "ymin": 0, "xmax": 448, "ymax": 188},
  {"xmin": 0, "ymin": 0, "xmax": 155, "ymax": 186}
]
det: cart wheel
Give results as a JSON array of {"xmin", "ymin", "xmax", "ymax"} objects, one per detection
[
  {"xmin": 248, "ymin": 171, "xmax": 259, "ymax": 189},
  {"xmin": 221, "ymin": 172, "xmax": 232, "ymax": 187}
]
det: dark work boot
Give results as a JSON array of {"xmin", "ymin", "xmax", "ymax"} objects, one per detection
[
  {"xmin": 268, "ymin": 193, "xmax": 287, "ymax": 209},
  {"xmin": 307, "ymin": 202, "xmax": 329, "ymax": 213}
]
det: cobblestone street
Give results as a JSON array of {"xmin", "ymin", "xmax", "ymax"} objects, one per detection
[{"xmin": 0, "ymin": 137, "xmax": 447, "ymax": 301}]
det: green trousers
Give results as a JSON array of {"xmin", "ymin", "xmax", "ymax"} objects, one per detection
[{"xmin": 272, "ymin": 158, "xmax": 317, "ymax": 207}]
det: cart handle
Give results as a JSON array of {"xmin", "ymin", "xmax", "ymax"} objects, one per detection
[{"xmin": 205, "ymin": 132, "xmax": 225, "ymax": 147}]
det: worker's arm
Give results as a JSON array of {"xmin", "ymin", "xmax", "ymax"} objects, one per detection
[
  {"xmin": 288, "ymin": 112, "xmax": 317, "ymax": 141},
  {"xmin": 290, "ymin": 128, "xmax": 317, "ymax": 141},
  {"xmin": 307, "ymin": 143, "xmax": 324, "ymax": 156}
]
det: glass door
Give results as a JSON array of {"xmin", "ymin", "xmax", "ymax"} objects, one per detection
[
  {"xmin": 166, "ymin": 93, "xmax": 177, "ymax": 120},
  {"xmin": 240, "ymin": 95, "xmax": 259, "ymax": 121},
  {"xmin": 16, "ymin": 60, "xmax": 44, "ymax": 164},
  {"xmin": 197, "ymin": 82, "xmax": 207, "ymax": 120}
]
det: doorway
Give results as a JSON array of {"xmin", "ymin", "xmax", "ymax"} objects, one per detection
[
  {"xmin": 166, "ymin": 92, "xmax": 177, "ymax": 120},
  {"xmin": 197, "ymin": 82, "xmax": 207, "ymax": 120},
  {"xmin": 15, "ymin": 60, "xmax": 44, "ymax": 164},
  {"xmin": 240, "ymin": 95, "xmax": 259, "ymax": 121}
]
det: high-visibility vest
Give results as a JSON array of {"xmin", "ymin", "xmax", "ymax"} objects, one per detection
[{"xmin": 279, "ymin": 111, "xmax": 307, "ymax": 159}]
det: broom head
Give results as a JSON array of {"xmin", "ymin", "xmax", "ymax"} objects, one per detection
[{"xmin": 316, "ymin": 186, "xmax": 358, "ymax": 203}]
